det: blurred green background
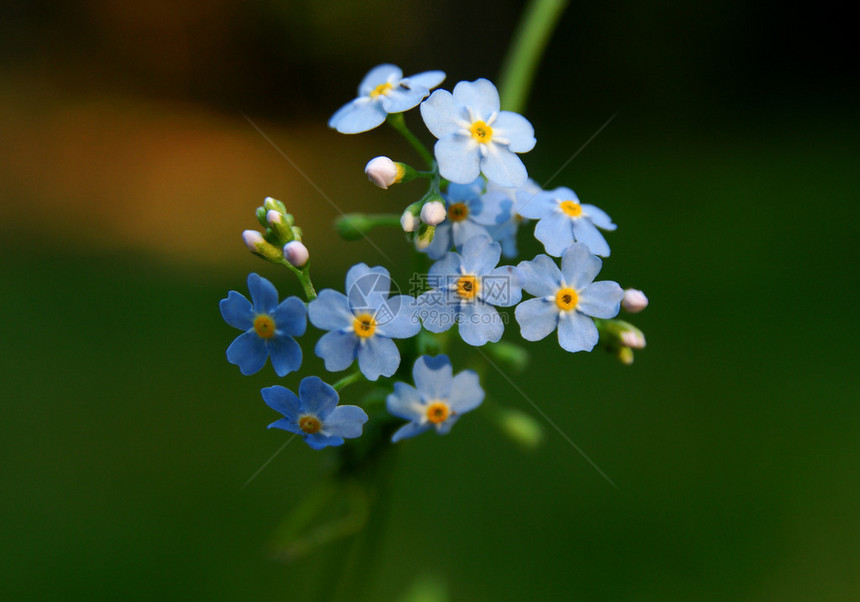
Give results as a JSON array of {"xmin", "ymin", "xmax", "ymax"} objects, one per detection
[{"xmin": 1, "ymin": 1, "xmax": 858, "ymax": 600}]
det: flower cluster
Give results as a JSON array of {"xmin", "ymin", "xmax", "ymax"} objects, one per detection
[{"xmin": 219, "ymin": 63, "xmax": 648, "ymax": 451}]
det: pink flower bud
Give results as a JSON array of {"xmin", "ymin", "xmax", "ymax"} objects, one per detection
[
  {"xmin": 242, "ymin": 230, "xmax": 266, "ymax": 251},
  {"xmin": 420, "ymin": 201, "xmax": 447, "ymax": 226},
  {"xmin": 622, "ymin": 288, "xmax": 649, "ymax": 313},
  {"xmin": 621, "ymin": 330, "xmax": 646, "ymax": 349},
  {"xmin": 283, "ymin": 240, "xmax": 309, "ymax": 268},
  {"xmin": 365, "ymin": 156, "xmax": 400, "ymax": 189}
]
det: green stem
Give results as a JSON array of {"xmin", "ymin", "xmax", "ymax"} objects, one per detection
[
  {"xmin": 387, "ymin": 113, "xmax": 435, "ymax": 168},
  {"xmin": 332, "ymin": 370, "xmax": 364, "ymax": 392},
  {"xmin": 284, "ymin": 261, "xmax": 317, "ymax": 301},
  {"xmin": 498, "ymin": 0, "xmax": 570, "ymax": 113}
]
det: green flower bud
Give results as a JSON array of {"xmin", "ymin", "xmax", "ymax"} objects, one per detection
[
  {"xmin": 242, "ymin": 230, "xmax": 283, "ymax": 263},
  {"xmin": 484, "ymin": 341, "xmax": 529, "ymax": 373},
  {"xmin": 492, "ymin": 407, "xmax": 544, "ymax": 451}
]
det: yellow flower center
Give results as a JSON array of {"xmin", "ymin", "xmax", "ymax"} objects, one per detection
[
  {"xmin": 469, "ymin": 120, "xmax": 493, "ymax": 144},
  {"xmin": 426, "ymin": 401, "xmax": 450, "ymax": 424},
  {"xmin": 456, "ymin": 275, "xmax": 480, "ymax": 300},
  {"xmin": 448, "ymin": 202, "xmax": 469, "ymax": 222},
  {"xmin": 298, "ymin": 415, "xmax": 322, "ymax": 434},
  {"xmin": 352, "ymin": 313, "xmax": 377, "ymax": 338},
  {"xmin": 560, "ymin": 200, "xmax": 583, "ymax": 217},
  {"xmin": 555, "ymin": 288, "xmax": 579, "ymax": 311},
  {"xmin": 370, "ymin": 82, "xmax": 393, "ymax": 98},
  {"xmin": 253, "ymin": 314, "xmax": 276, "ymax": 339}
]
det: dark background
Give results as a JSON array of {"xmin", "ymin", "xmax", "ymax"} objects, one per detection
[{"xmin": 1, "ymin": 1, "xmax": 858, "ymax": 600}]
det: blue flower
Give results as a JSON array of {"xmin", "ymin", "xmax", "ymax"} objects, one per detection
[
  {"xmin": 516, "ymin": 186, "xmax": 616, "ymax": 257},
  {"xmin": 480, "ymin": 178, "xmax": 541, "ymax": 258},
  {"xmin": 387, "ymin": 355, "xmax": 484, "ymax": 442},
  {"xmin": 220, "ymin": 273, "xmax": 306, "ymax": 376},
  {"xmin": 420, "ymin": 78, "xmax": 535, "ymax": 188},
  {"xmin": 308, "ymin": 263, "xmax": 421, "ymax": 381},
  {"xmin": 421, "ymin": 178, "xmax": 494, "ymax": 260},
  {"xmin": 329, "ymin": 64, "xmax": 445, "ymax": 134},
  {"xmin": 416, "ymin": 237, "xmax": 521, "ymax": 346},
  {"xmin": 263, "ymin": 377, "xmax": 368, "ymax": 450},
  {"xmin": 515, "ymin": 243, "xmax": 624, "ymax": 353}
]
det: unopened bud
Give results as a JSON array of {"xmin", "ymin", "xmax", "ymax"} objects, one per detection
[
  {"xmin": 415, "ymin": 224, "xmax": 436, "ymax": 250},
  {"xmin": 266, "ymin": 210, "xmax": 293, "ymax": 242},
  {"xmin": 242, "ymin": 229, "xmax": 283, "ymax": 262},
  {"xmin": 622, "ymin": 288, "xmax": 649, "ymax": 313},
  {"xmin": 621, "ymin": 330, "xmax": 646, "ymax": 349},
  {"xmin": 493, "ymin": 407, "xmax": 544, "ymax": 451},
  {"xmin": 263, "ymin": 196, "xmax": 287, "ymax": 214},
  {"xmin": 617, "ymin": 347, "xmax": 634, "ymax": 365},
  {"xmin": 420, "ymin": 200, "xmax": 447, "ymax": 226},
  {"xmin": 484, "ymin": 341, "xmax": 528, "ymax": 373},
  {"xmin": 283, "ymin": 241, "xmax": 309, "ymax": 268},
  {"xmin": 365, "ymin": 156, "xmax": 401, "ymax": 189},
  {"xmin": 400, "ymin": 202, "xmax": 421, "ymax": 232}
]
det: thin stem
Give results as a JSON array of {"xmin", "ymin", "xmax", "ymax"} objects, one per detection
[
  {"xmin": 387, "ymin": 113, "xmax": 435, "ymax": 168},
  {"xmin": 498, "ymin": 0, "xmax": 570, "ymax": 113},
  {"xmin": 332, "ymin": 370, "xmax": 364, "ymax": 392},
  {"xmin": 283, "ymin": 260, "xmax": 317, "ymax": 301}
]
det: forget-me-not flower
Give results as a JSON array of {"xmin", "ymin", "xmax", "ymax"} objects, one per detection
[
  {"xmin": 329, "ymin": 64, "xmax": 445, "ymax": 134},
  {"xmin": 515, "ymin": 243, "xmax": 623, "ymax": 353},
  {"xmin": 263, "ymin": 377, "xmax": 368, "ymax": 450},
  {"xmin": 416, "ymin": 237, "xmax": 521, "ymax": 346},
  {"xmin": 421, "ymin": 178, "xmax": 494, "ymax": 260},
  {"xmin": 516, "ymin": 186, "xmax": 616, "ymax": 257},
  {"xmin": 387, "ymin": 355, "xmax": 484, "ymax": 442},
  {"xmin": 309, "ymin": 263, "xmax": 420, "ymax": 381},
  {"xmin": 420, "ymin": 78, "xmax": 535, "ymax": 188},
  {"xmin": 220, "ymin": 273, "xmax": 306, "ymax": 376}
]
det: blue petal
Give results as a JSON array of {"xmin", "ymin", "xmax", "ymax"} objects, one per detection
[
  {"xmin": 518, "ymin": 254, "xmax": 562, "ymax": 297},
  {"xmin": 448, "ymin": 371, "xmax": 484, "ymax": 414},
  {"xmin": 460, "ymin": 236, "xmax": 500, "ymax": 276},
  {"xmin": 458, "ymin": 302, "xmax": 504, "ymax": 346},
  {"xmin": 435, "ymin": 415, "xmax": 461, "ymax": 435},
  {"xmin": 581, "ymin": 203, "xmax": 616, "ymax": 231},
  {"xmin": 274, "ymin": 296, "xmax": 307, "ymax": 337},
  {"xmin": 261, "ymin": 385, "xmax": 302, "ymax": 419},
  {"xmin": 481, "ymin": 145, "xmax": 527, "ymax": 189},
  {"xmin": 446, "ymin": 178, "xmax": 485, "ymax": 201},
  {"xmin": 516, "ymin": 189, "xmax": 557, "ymax": 220},
  {"xmin": 266, "ymin": 335, "xmax": 302, "ymax": 377},
  {"xmin": 329, "ymin": 98, "xmax": 387, "ymax": 134},
  {"xmin": 267, "ymin": 417, "xmax": 303, "ymax": 435},
  {"xmin": 435, "ymin": 136, "xmax": 481, "ymax": 184},
  {"xmin": 474, "ymin": 190, "xmax": 513, "ymax": 226},
  {"xmin": 560, "ymin": 243, "xmax": 603, "ymax": 289},
  {"xmin": 391, "ymin": 422, "xmax": 431, "ymax": 443},
  {"xmin": 357, "ymin": 336, "xmax": 400, "ymax": 381},
  {"xmin": 403, "ymin": 70, "xmax": 446, "ymax": 91},
  {"xmin": 557, "ymin": 311, "xmax": 599, "ymax": 353},
  {"xmin": 412, "ymin": 355, "xmax": 453, "ymax": 400},
  {"xmin": 484, "ymin": 266, "xmax": 521, "ymax": 307},
  {"xmin": 535, "ymin": 212, "xmax": 574, "ymax": 257},
  {"xmin": 308, "ymin": 290, "xmax": 352, "ymax": 331},
  {"xmin": 415, "ymin": 290, "xmax": 458, "ymax": 333},
  {"xmin": 422, "ymin": 221, "xmax": 454, "ymax": 260},
  {"xmin": 247, "ymin": 273, "xmax": 278, "ymax": 313},
  {"xmin": 220, "ymin": 291, "xmax": 252, "ymax": 330},
  {"xmin": 452, "ymin": 79, "xmax": 500, "ymax": 120},
  {"xmin": 381, "ymin": 88, "xmax": 428, "ymax": 113},
  {"xmin": 452, "ymin": 220, "xmax": 492, "ymax": 251},
  {"xmin": 357, "ymin": 64, "xmax": 402, "ymax": 95},
  {"xmin": 298, "ymin": 376, "xmax": 339, "ymax": 418},
  {"xmin": 346, "ymin": 264, "xmax": 390, "ymax": 313},
  {"xmin": 420, "ymin": 89, "xmax": 466, "ymax": 139},
  {"xmin": 304, "ymin": 433, "xmax": 345, "ymax": 450},
  {"xmin": 375, "ymin": 295, "xmax": 421, "ymax": 339},
  {"xmin": 386, "ymin": 382, "xmax": 424, "ymax": 420},
  {"xmin": 226, "ymin": 331, "xmax": 268, "ymax": 375},
  {"xmin": 315, "ymin": 330, "xmax": 357, "ymax": 372},
  {"xmin": 515, "ymin": 298, "xmax": 559, "ymax": 341},
  {"xmin": 493, "ymin": 111, "xmax": 536, "ymax": 153},
  {"xmin": 572, "ymin": 218, "xmax": 611, "ymax": 257},
  {"xmin": 577, "ymin": 281, "xmax": 624, "ymax": 319},
  {"xmin": 428, "ymin": 250, "xmax": 464, "ymax": 281},
  {"xmin": 323, "ymin": 405, "xmax": 368, "ymax": 439}
]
